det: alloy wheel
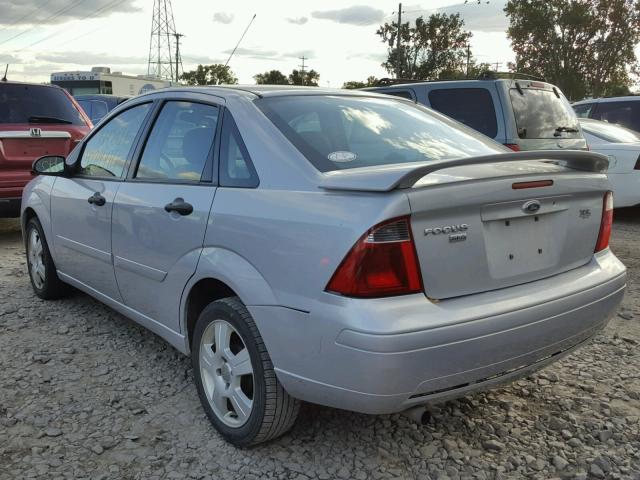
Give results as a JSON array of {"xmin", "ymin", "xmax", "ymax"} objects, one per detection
[
  {"xmin": 199, "ymin": 319, "xmax": 255, "ymax": 427},
  {"xmin": 28, "ymin": 228, "xmax": 45, "ymax": 290}
]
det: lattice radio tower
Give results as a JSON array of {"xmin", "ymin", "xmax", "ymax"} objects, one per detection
[{"xmin": 147, "ymin": 0, "xmax": 183, "ymax": 82}]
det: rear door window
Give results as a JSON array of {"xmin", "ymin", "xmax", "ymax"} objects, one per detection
[
  {"xmin": 135, "ymin": 101, "xmax": 219, "ymax": 182},
  {"xmin": 590, "ymin": 101, "xmax": 640, "ymax": 132},
  {"xmin": 428, "ymin": 88, "xmax": 498, "ymax": 138},
  {"xmin": 509, "ymin": 88, "xmax": 580, "ymax": 139},
  {"xmin": 0, "ymin": 83, "xmax": 86, "ymax": 125}
]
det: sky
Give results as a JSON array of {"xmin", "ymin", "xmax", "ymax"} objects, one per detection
[{"xmin": 0, "ymin": 0, "xmax": 525, "ymax": 86}]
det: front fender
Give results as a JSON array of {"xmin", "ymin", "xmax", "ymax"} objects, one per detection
[{"xmin": 179, "ymin": 246, "xmax": 277, "ymax": 337}]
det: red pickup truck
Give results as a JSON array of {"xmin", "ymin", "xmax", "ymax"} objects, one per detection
[{"xmin": 0, "ymin": 81, "xmax": 92, "ymax": 217}]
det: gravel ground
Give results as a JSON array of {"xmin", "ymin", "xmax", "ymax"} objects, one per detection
[{"xmin": 0, "ymin": 209, "xmax": 639, "ymax": 480}]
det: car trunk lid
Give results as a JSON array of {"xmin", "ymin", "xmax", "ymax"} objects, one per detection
[
  {"xmin": 320, "ymin": 151, "xmax": 610, "ymax": 299},
  {"xmin": 407, "ymin": 164, "xmax": 607, "ymax": 299}
]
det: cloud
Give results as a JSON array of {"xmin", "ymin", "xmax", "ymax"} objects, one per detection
[
  {"xmin": 397, "ymin": 1, "xmax": 508, "ymax": 33},
  {"xmin": 0, "ymin": 53, "xmax": 20, "ymax": 63},
  {"xmin": 347, "ymin": 51, "xmax": 387, "ymax": 62},
  {"xmin": 312, "ymin": 6, "xmax": 385, "ymax": 26},
  {"xmin": 437, "ymin": 1, "xmax": 508, "ymax": 32},
  {"xmin": 212, "ymin": 12, "xmax": 234, "ymax": 24},
  {"xmin": 286, "ymin": 16, "xmax": 308, "ymax": 25},
  {"xmin": 221, "ymin": 47, "xmax": 315, "ymax": 61},
  {"xmin": 0, "ymin": 0, "xmax": 139, "ymax": 26},
  {"xmin": 37, "ymin": 51, "xmax": 146, "ymax": 65}
]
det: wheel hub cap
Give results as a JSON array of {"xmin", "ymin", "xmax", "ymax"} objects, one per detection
[
  {"xmin": 199, "ymin": 319, "xmax": 255, "ymax": 427},
  {"xmin": 27, "ymin": 228, "xmax": 45, "ymax": 290}
]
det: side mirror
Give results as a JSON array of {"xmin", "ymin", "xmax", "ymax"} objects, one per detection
[{"xmin": 32, "ymin": 155, "xmax": 67, "ymax": 176}]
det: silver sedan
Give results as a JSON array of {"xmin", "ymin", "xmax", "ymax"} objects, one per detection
[{"xmin": 22, "ymin": 86, "xmax": 626, "ymax": 446}]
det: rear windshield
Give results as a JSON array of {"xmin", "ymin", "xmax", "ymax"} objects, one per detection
[
  {"xmin": 581, "ymin": 120, "xmax": 640, "ymax": 143},
  {"xmin": 0, "ymin": 83, "xmax": 86, "ymax": 125},
  {"xmin": 510, "ymin": 88, "xmax": 580, "ymax": 139},
  {"xmin": 256, "ymin": 95, "xmax": 503, "ymax": 172}
]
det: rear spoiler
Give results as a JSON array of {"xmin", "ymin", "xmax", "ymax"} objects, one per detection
[{"xmin": 319, "ymin": 150, "xmax": 609, "ymax": 192}]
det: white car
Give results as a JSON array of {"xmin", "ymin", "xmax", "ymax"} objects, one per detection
[{"xmin": 580, "ymin": 118, "xmax": 640, "ymax": 208}]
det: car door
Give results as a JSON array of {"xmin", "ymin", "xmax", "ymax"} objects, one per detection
[
  {"xmin": 50, "ymin": 101, "xmax": 153, "ymax": 301},
  {"xmin": 111, "ymin": 99, "xmax": 221, "ymax": 333}
]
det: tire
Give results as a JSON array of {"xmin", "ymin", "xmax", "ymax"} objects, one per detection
[
  {"xmin": 25, "ymin": 216, "xmax": 68, "ymax": 300},
  {"xmin": 192, "ymin": 296, "xmax": 300, "ymax": 446}
]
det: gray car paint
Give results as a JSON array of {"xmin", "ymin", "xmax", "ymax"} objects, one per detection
[{"xmin": 21, "ymin": 86, "xmax": 626, "ymax": 415}]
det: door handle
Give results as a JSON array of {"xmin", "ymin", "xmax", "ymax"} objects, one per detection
[
  {"xmin": 164, "ymin": 198, "xmax": 193, "ymax": 216},
  {"xmin": 87, "ymin": 192, "xmax": 106, "ymax": 206}
]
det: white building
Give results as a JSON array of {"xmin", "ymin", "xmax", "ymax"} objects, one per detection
[{"xmin": 51, "ymin": 66, "xmax": 177, "ymax": 96}]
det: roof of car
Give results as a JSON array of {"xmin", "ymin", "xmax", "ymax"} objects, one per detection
[
  {"xmin": 0, "ymin": 80, "xmax": 64, "ymax": 89},
  {"xmin": 573, "ymin": 95, "xmax": 639, "ymax": 105},
  {"xmin": 139, "ymin": 85, "xmax": 392, "ymax": 100}
]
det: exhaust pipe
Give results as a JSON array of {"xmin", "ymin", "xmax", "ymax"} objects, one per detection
[{"xmin": 401, "ymin": 405, "xmax": 431, "ymax": 425}]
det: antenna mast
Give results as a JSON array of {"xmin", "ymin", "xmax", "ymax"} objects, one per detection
[{"xmin": 147, "ymin": 0, "xmax": 181, "ymax": 81}]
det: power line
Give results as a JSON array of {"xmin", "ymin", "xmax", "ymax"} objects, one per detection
[
  {"xmin": 0, "ymin": 0, "xmax": 56, "ymax": 33},
  {"xmin": 0, "ymin": 0, "xmax": 91, "ymax": 47},
  {"xmin": 13, "ymin": 0, "xmax": 131, "ymax": 53}
]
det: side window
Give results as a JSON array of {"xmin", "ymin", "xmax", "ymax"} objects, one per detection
[
  {"xmin": 572, "ymin": 103, "xmax": 593, "ymax": 118},
  {"xmin": 590, "ymin": 101, "xmax": 640, "ymax": 132},
  {"xmin": 91, "ymin": 101, "xmax": 109, "ymax": 122},
  {"xmin": 384, "ymin": 90, "xmax": 414, "ymax": 100},
  {"xmin": 136, "ymin": 101, "xmax": 219, "ymax": 182},
  {"xmin": 79, "ymin": 103, "xmax": 151, "ymax": 178},
  {"xmin": 428, "ymin": 88, "xmax": 498, "ymax": 138},
  {"xmin": 77, "ymin": 99, "xmax": 91, "ymax": 119},
  {"xmin": 219, "ymin": 113, "xmax": 258, "ymax": 188}
]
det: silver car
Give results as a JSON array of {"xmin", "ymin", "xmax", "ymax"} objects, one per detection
[{"xmin": 21, "ymin": 86, "xmax": 626, "ymax": 446}]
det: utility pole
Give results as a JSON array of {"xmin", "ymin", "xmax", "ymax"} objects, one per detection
[
  {"xmin": 395, "ymin": 3, "xmax": 403, "ymax": 79},
  {"xmin": 299, "ymin": 56, "xmax": 307, "ymax": 86},
  {"xmin": 494, "ymin": 61, "xmax": 502, "ymax": 71},
  {"xmin": 173, "ymin": 33, "xmax": 184, "ymax": 83},
  {"xmin": 466, "ymin": 44, "xmax": 471, "ymax": 78}
]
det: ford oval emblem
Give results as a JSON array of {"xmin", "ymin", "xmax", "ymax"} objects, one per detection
[{"xmin": 522, "ymin": 200, "xmax": 541, "ymax": 214}]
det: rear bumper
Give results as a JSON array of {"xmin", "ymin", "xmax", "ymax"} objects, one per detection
[
  {"xmin": 250, "ymin": 250, "xmax": 626, "ymax": 414},
  {"xmin": 0, "ymin": 197, "xmax": 21, "ymax": 218}
]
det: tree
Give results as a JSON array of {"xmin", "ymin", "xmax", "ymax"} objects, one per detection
[
  {"xmin": 289, "ymin": 69, "xmax": 320, "ymax": 86},
  {"xmin": 505, "ymin": 0, "xmax": 640, "ymax": 100},
  {"xmin": 254, "ymin": 70, "xmax": 289, "ymax": 85},
  {"xmin": 180, "ymin": 64, "xmax": 238, "ymax": 86},
  {"xmin": 342, "ymin": 76, "xmax": 379, "ymax": 89},
  {"xmin": 376, "ymin": 13, "xmax": 472, "ymax": 80}
]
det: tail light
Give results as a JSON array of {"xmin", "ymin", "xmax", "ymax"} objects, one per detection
[
  {"xmin": 594, "ymin": 192, "xmax": 614, "ymax": 253},
  {"xmin": 504, "ymin": 143, "xmax": 521, "ymax": 152},
  {"xmin": 326, "ymin": 216, "xmax": 423, "ymax": 298},
  {"xmin": 634, "ymin": 154, "xmax": 640, "ymax": 170}
]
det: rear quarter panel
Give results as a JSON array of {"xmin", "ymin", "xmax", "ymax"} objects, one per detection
[{"xmin": 202, "ymin": 188, "xmax": 411, "ymax": 312}]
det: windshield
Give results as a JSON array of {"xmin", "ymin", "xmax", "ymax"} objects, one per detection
[
  {"xmin": 510, "ymin": 88, "xmax": 581, "ymax": 139},
  {"xmin": 257, "ymin": 95, "xmax": 504, "ymax": 172},
  {"xmin": 0, "ymin": 83, "xmax": 86, "ymax": 125},
  {"xmin": 581, "ymin": 120, "xmax": 640, "ymax": 144}
]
